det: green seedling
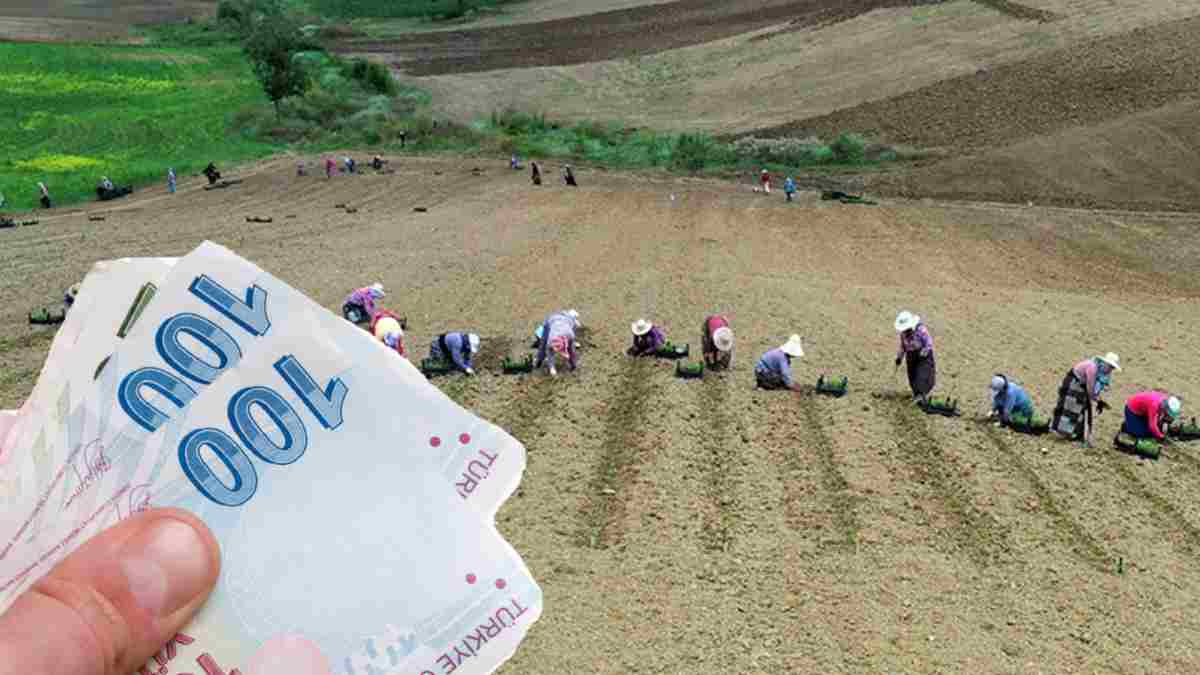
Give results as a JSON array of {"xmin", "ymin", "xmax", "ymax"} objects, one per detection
[
  {"xmin": 28, "ymin": 308, "xmax": 65, "ymax": 325},
  {"xmin": 816, "ymin": 375, "xmax": 848, "ymax": 397},
  {"xmin": 1114, "ymin": 432, "xmax": 1161, "ymax": 460},
  {"xmin": 675, "ymin": 361, "xmax": 704, "ymax": 379},
  {"xmin": 1170, "ymin": 417, "xmax": 1200, "ymax": 441},
  {"xmin": 420, "ymin": 358, "xmax": 455, "ymax": 377},
  {"xmin": 921, "ymin": 396, "xmax": 960, "ymax": 417},
  {"xmin": 1007, "ymin": 411, "xmax": 1050, "ymax": 435},
  {"xmin": 503, "ymin": 355, "xmax": 534, "ymax": 374},
  {"xmin": 654, "ymin": 341, "xmax": 689, "ymax": 359}
]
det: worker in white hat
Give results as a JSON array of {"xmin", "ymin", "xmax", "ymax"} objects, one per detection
[
  {"xmin": 536, "ymin": 309, "xmax": 582, "ymax": 376},
  {"xmin": 1052, "ymin": 352, "xmax": 1120, "ymax": 447},
  {"xmin": 371, "ymin": 311, "xmax": 407, "ymax": 358},
  {"xmin": 628, "ymin": 318, "xmax": 666, "ymax": 357},
  {"xmin": 430, "ymin": 331, "xmax": 480, "ymax": 375},
  {"xmin": 894, "ymin": 310, "xmax": 936, "ymax": 404},
  {"xmin": 701, "ymin": 313, "xmax": 734, "ymax": 370},
  {"xmin": 1121, "ymin": 390, "xmax": 1182, "ymax": 442},
  {"xmin": 755, "ymin": 334, "xmax": 804, "ymax": 390},
  {"xmin": 342, "ymin": 282, "xmax": 386, "ymax": 324}
]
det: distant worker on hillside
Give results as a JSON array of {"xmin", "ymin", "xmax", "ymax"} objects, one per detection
[
  {"xmin": 755, "ymin": 334, "xmax": 804, "ymax": 390},
  {"xmin": 99, "ymin": 176, "xmax": 114, "ymax": 193},
  {"xmin": 531, "ymin": 161, "xmax": 542, "ymax": 186},
  {"xmin": 37, "ymin": 182, "xmax": 51, "ymax": 209},
  {"xmin": 894, "ymin": 311, "xmax": 935, "ymax": 404},
  {"xmin": 784, "ymin": 176, "xmax": 796, "ymax": 202},
  {"xmin": 342, "ymin": 282, "xmax": 385, "ymax": 324},
  {"xmin": 988, "ymin": 374, "xmax": 1034, "ymax": 424},
  {"xmin": 167, "ymin": 167, "xmax": 177, "ymax": 193},
  {"xmin": 563, "ymin": 165, "xmax": 578, "ymax": 187},
  {"xmin": 628, "ymin": 319, "xmax": 666, "ymax": 357},
  {"xmin": 325, "ymin": 157, "xmax": 336, "ymax": 178},
  {"xmin": 371, "ymin": 311, "xmax": 407, "ymax": 358},
  {"xmin": 535, "ymin": 309, "xmax": 581, "ymax": 376},
  {"xmin": 1120, "ymin": 390, "xmax": 1181, "ymax": 442},
  {"xmin": 700, "ymin": 314, "xmax": 734, "ymax": 370},
  {"xmin": 1051, "ymin": 352, "xmax": 1120, "ymax": 447},
  {"xmin": 759, "ymin": 169, "xmax": 771, "ymax": 194},
  {"xmin": 510, "ymin": 154, "xmax": 522, "ymax": 170},
  {"xmin": 430, "ymin": 331, "xmax": 480, "ymax": 375},
  {"xmin": 371, "ymin": 155, "xmax": 386, "ymax": 171},
  {"xmin": 203, "ymin": 162, "xmax": 220, "ymax": 186}
]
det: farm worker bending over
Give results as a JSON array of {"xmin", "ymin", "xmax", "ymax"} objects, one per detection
[
  {"xmin": 371, "ymin": 312, "xmax": 406, "ymax": 358},
  {"xmin": 342, "ymin": 282, "xmax": 385, "ymax": 324},
  {"xmin": 167, "ymin": 168, "xmax": 177, "ymax": 193},
  {"xmin": 1051, "ymin": 352, "xmax": 1119, "ymax": 447},
  {"xmin": 99, "ymin": 177, "xmax": 114, "ymax": 192},
  {"xmin": 894, "ymin": 311, "xmax": 936, "ymax": 404},
  {"xmin": 759, "ymin": 169, "xmax": 771, "ymax": 194},
  {"xmin": 989, "ymin": 374, "xmax": 1034, "ymax": 423},
  {"xmin": 755, "ymin": 335, "xmax": 804, "ymax": 390},
  {"xmin": 38, "ymin": 182, "xmax": 51, "ymax": 209},
  {"xmin": 628, "ymin": 319, "xmax": 666, "ymax": 357},
  {"xmin": 430, "ymin": 332, "xmax": 480, "ymax": 375},
  {"xmin": 784, "ymin": 176, "xmax": 796, "ymax": 202},
  {"xmin": 1122, "ymin": 391, "xmax": 1181, "ymax": 441},
  {"xmin": 531, "ymin": 162, "xmax": 542, "ymax": 186},
  {"xmin": 563, "ymin": 165, "xmax": 578, "ymax": 186},
  {"xmin": 325, "ymin": 157, "xmax": 336, "ymax": 178},
  {"xmin": 701, "ymin": 314, "xmax": 734, "ymax": 370},
  {"xmin": 536, "ymin": 309, "xmax": 581, "ymax": 376},
  {"xmin": 344, "ymin": 156, "xmax": 356, "ymax": 174}
]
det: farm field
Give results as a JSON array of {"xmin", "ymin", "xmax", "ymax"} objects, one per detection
[
  {"xmin": 3, "ymin": 157, "xmax": 1200, "ymax": 672},
  {"xmin": 0, "ymin": 41, "xmax": 274, "ymax": 210}
]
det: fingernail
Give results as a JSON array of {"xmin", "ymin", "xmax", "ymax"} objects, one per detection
[{"xmin": 121, "ymin": 518, "xmax": 214, "ymax": 617}]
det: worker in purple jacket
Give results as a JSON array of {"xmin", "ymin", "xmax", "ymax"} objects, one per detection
[
  {"xmin": 429, "ymin": 332, "xmax": 481, "ymax": 375},
  {"xmin": 894, "ymin": 310, "xmax": 935, "ymax": 404},
  {"xmin": 535, "ymin": 309, "xmax": 581, "ymax": 376},
  {"xmin": 755, "ymin": 335, "xmax": 804, "ymax": 390},
  {"xmin": 628, "ymin": 318, "xmax": 666, "ymax": 357},
  {"xmin": 342, "ymin": 282, "xmax": 385, "ymax": 324}
]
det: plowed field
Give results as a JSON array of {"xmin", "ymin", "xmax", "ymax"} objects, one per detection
[{"xmin": 3, "ymin": 158, "xmax": 1200, "ymax": 672}]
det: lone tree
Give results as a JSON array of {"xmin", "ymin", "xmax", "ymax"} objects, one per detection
[{"xmin": 243, "ymin": 12, "xmax": 309, "ymax": 117}]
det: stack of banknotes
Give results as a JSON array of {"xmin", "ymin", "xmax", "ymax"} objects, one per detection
[{"xmin": 0, "ymin": 242, "xmax": 541, "ymax": 675}]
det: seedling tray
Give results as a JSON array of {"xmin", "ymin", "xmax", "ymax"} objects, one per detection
[
  {"xmin": 1006, "ymin": 412, "xmax": 1050, "ymax": 436},
  {"xmin": 675, "ymin": 361, "xmax": 704, "ymax": 379},
  {"xmin": 816, "ymin": 375, "xmax": 848, "ymax": 397},
  {"xmin": 28, "ymin": 308, "xmax": 66, "ymax": 325},
  {"xmin": 420, "ymin": 358, "xmax": 455, "ymax": 376},
  {"xmin": 654, "ymin": 342, "xmax": 689, "ymax": 359},
  {"xmin": 503, "ymin": 355, "xmax": 534, "ymax": 374},
  {"xmin": 920, "ymin": 396, "xmax": 960, "ymax": 417},
  {"xmin": 1114, "ymin": 432, "xmax": 1161, "ymax": 460},
  {"xmin": 1170, "ymin": 418, "xmax": 1200, "ymax": 441}
]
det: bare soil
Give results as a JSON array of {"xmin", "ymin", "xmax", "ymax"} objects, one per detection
[
  {"xmin": 3, "ymin": 157, "xmax": 1200, "ymax": 672},
  {"xmin": 0, "ymin": 0, "xmax": 214, "ymax": 42}
]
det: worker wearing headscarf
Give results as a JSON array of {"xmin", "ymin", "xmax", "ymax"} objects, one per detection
[
  {"xmin": 535, "ymin": 309, "xmax": 581, "ymax": 376},
  {"xmin": 628, "ymin": 319, "xmax": 666, "ymax": 357},
  {"xmin": 1051, "ymin": 352, "xmax": 1120, "ymax": 446},
  {"xmin": 701, "ymin": 314, "xmax": 734, "ymax": 370},
  {"xmin": 342, "ymin": 282, "xmax": 385, "ymax": 324},
  {"xmin": 1122, "ymin": 391, "xmax": 1181, "ymax": 441},
  {"xmin": 989, "ymin": 374, "xmax": 1034, "ymax": 424},
  {"xmin": 755, "ymin": 335, "xmax": 804, "ymax": 390},
  {"xmin": 894, "ymin": 311, "xmax": 935, "ymax": 403},
  {"xmin": 430, "ymin": 332, "xmax": 480, "ymax": 375}
]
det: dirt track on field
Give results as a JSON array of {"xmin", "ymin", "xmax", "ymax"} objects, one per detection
[
  {"xmin": 347, "ymin": 0, "xmax": 947, "ymax": 75},
  {"xmin": 4, "ymin": 157, "xmax": 1200, "ymax": 672}
]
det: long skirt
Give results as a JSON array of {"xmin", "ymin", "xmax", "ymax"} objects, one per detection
[
  {"xmin": 904, "ymin": 350, "xmax": 935, "ymax": 397},
  {"xmin": 1051, "ymin": 371, "xmax": 1091, "ymax": 440}
]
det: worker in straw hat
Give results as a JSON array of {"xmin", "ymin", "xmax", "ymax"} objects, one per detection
[
  {"xmin": 1051, "ymin": 352, "xmax": 1120, "ymax": 447},
  {"xmin": 342, "ymin": 282, "xmax": 386, "ymax": 325},
  {"xmin": 628, "ymin": 318, "xmax": 666, "ymax": 357},
  {"xmin": 701, "ymin": 313, "xmax": 734, "ymax": 370},
  {"xmin": 894, "ymin": 310, "xmax": 936, "ymax": 404},
  {"xmin": 370, "ymin": 311, "xmax": 406, "ymax": 358},
  {"xmin": 536, "ymin": 309, "xmax": 582, "ymax": 376},
  {"xmin": 430, "ymin": 331, "xmax": 481, "ymax": 375},
  {"xmin": 988, "ymin": 374, "xmax": 1034, "ymax": 425},
  {"xmin": 1120, "ymin": 390, "xmax": 1182, "ymax": 443},
  {"xmin": 755, "ymin": 335, "xmax": 804, "ymax": 390}
]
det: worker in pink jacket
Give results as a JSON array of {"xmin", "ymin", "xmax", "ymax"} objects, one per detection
[{"xmin": 1122, "ymin": 391, "xmax": 1182, "ymax": 441}]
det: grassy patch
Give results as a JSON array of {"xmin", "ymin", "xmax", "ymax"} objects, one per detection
[
  {"xmin": 303, "ymin": 0, "xmax": 521, "ymax": 21},
  {"xmin": 0, "ymin": 42, "xmax": 275, "ymax": 211}
]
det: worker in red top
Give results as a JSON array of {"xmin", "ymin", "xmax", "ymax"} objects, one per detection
[
  {"xmin": 759, "ymin": 169, "xmax": 771, "ymax": 194},
  {"xmin": 1122, "ymin": 391, "xmax": 1182, "ymax": 440},
  {"xmin": 700, "ymin": 314, "xmax": 733, "ymax": 370}
]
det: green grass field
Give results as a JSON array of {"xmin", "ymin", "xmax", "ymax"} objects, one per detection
[{"xmin": 0, "ymin": 43, "xmax": 276, "ymax": 211}]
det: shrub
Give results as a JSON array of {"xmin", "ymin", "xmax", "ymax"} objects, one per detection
[{"xmin": 831, "ymin": 132, "xmax": 866, "ymax": 163}]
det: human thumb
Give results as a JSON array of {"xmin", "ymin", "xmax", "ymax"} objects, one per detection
[{"xmin": 0, "ymin": 508, "xmax": 220, "ymax": 675}]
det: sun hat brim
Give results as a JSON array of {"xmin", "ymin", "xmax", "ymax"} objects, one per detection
[
  {"xmin": 631, "ymin": 320, "xmax": 652, "ymax": 336},
  {"xmin": 713, "ymin": 327, "xmax": 734, "ymax": 352}
]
